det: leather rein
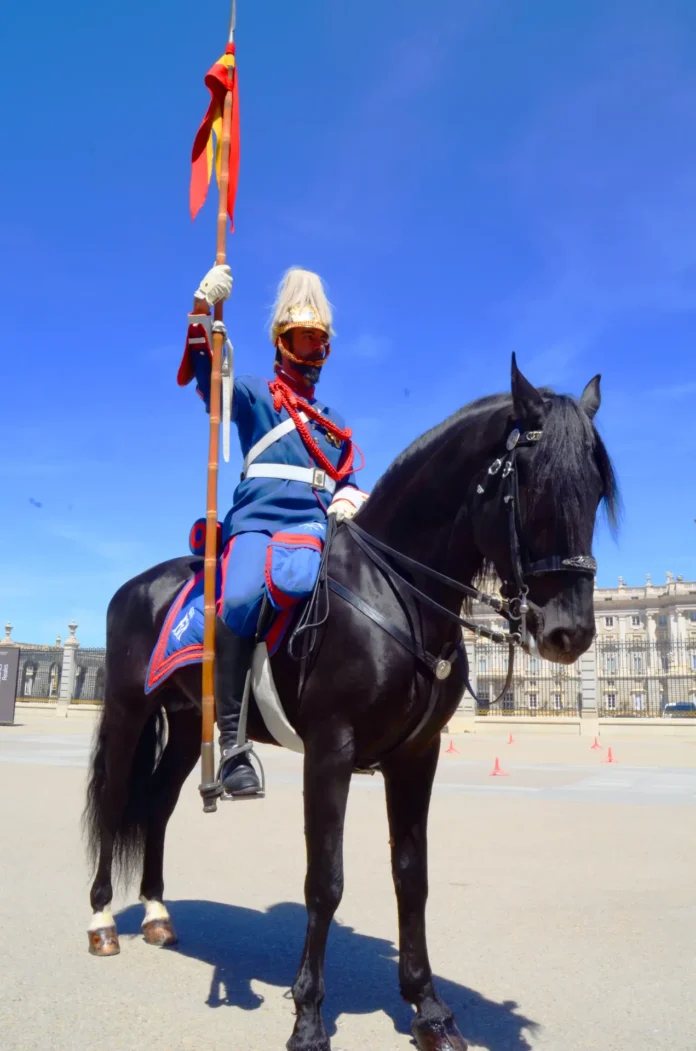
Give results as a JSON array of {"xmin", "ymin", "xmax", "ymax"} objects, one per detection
[{"xmin": 288, "ymin": 423, "xmax": 597, "ymax": 709}]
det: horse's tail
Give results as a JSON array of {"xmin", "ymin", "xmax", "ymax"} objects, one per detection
[{"xmin": 83, "ymin": 697, "xmax": 167, "ymax": 888}]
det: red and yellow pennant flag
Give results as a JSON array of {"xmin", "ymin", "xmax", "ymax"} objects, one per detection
[{"xmin": 190, "ymin": 44, "xmax": 240, "ymax": 229}]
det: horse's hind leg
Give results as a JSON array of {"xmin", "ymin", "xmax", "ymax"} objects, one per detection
[
  {"xmin": 139, "ymin": 703, "xmax": 202, "ymax": 948},
  {"xmin": 382, "ymin": 739, "xmax": 468, "ymax": 1051},
  {"xmin": 86, "ymin": 698, "xmax": 155, "ymax": 957}
]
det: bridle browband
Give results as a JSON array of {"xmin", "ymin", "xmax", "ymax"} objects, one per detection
[{"xmin": 289, "ymin": 420, "xmax": 598, "ymax": 710}]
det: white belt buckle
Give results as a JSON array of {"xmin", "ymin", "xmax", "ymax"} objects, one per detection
[{"xmin": 312, "ymin": 468, "xmax": 327, "ymax": 490}]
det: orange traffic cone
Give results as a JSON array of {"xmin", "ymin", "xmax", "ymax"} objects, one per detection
[
  {"xmin": 603, "ymin": 747, "xmax": 618, "ymax": 764},
  {"xmin": 445, "ymin": 739, "xmax": 459, "ymax": 755},
  {"xmin": 489, "ymin": 757, "xmax": 509, "ymax": 777},
  {"xmin": 507, "ymin": 733, "xmax": 514, "ymax": 745},
  {"xmin": 590, "ymin": 736, "xmax": 602, "ymax": 750}
]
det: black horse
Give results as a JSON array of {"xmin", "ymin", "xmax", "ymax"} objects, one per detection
[{"xmin": 84, "ymin": 358, "xmax": 617, "ymax": 1051}]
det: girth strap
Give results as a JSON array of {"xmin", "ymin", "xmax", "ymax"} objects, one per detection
[
  {"xmin": 328, "ymin": 578, "xmax": 443, "ymax": 677},
  {"xmin": 328, "ymin": 577, "xmax": 466, "ymax": 755}
]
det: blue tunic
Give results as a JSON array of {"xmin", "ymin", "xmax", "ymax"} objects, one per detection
[{"xmin": 192, "ymin": 351, "xmax": 357, "ymax": 543}]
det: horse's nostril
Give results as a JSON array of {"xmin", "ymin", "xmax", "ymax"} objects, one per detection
[{"xmin": 548, "ymin": 628, "xmax": 572, "ymax": 654}]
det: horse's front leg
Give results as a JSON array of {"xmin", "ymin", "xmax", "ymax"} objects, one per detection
[
  {"xmin": 382, "ymin": 739, "xmax": 467, "ymax": 1051},
  {"xmin": 287, "ymin": 730, "xmax": 355, "ymax": 1051}
]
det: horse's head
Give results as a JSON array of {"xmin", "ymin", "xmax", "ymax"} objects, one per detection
[{"xmin": 470, "ymin": 355, "xmax": 618, "ymax": 664}]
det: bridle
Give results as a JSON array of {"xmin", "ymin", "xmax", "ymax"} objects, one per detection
[
  {"xmin": 289, "ymin": 419, "xmax": 598, "ymax": 709},
  {"xmin": 475, "ymin": 424, "xmax": 597, "ymax": 654}
]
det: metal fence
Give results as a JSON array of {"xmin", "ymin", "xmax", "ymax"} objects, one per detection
[
  {"xmin": 17, "ymin": 647, "xmax": 63, "ymax": 700},
  {"xmin": 72, "ymin": 648, "xmax": 106, "ymax": 703},
  {"xmin": 13, "ymin": 636, "xmax": 696, "ymax": 718},
  {"xmin": 596, "ymin": 639, "xmax": 696, "ymax": 717},
  {"xmin": 469, "ymin": 638, "xmax": 582, "ymax": 717}
]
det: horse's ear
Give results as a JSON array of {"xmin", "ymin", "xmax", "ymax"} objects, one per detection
[
  {"xmin": 511, "ymin": 353, "xmax": 545, "ymax": 426},
  {"xmin": 579, "ymin": 374, "xmax": 601, "ymax": 419}
]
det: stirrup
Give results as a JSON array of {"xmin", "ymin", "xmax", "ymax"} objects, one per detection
[{"xmin": 218, "ymin": 742, "xmax": 266, "ymax": 801}]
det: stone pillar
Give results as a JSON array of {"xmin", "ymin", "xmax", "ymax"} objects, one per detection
[
  {"xmin": 579, "ymin": 639, "xmax": 599, "ymax": 737},
  {"xmin": 56, "ymin": 622, "xmax": 79, "ymax": 718}
]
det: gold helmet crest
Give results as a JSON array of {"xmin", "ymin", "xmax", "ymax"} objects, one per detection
[{"xmin": 270, "ymin": 268, "xmax": 334, "ymax": 345}]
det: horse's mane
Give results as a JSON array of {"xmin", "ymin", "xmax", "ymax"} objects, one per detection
[
  {"xmin": 531, "ymin": 390, "xmax": 619, "ymax": 533},
  {"xmin": 369, "ymin": 388, "xmax": 620, "ymax": 535}
]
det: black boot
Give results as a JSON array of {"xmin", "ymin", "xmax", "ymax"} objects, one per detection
[{"xmin": 215, "ymin": 617, "xmax": 263, "ymax": 798}]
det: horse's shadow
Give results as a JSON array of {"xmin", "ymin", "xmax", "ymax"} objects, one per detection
[{"xmin": 116, "ymin": 900, "xmax": 538, "ymax": 1050}]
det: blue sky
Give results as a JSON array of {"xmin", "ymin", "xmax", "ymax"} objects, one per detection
[{"xmin": 2, "ymin": 0, "xmax": 695, "ymax": 645}]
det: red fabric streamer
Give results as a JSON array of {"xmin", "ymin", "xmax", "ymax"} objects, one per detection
[{"xmin": 190, "ymin": 44, "xmax": 240, "ymax": 230}]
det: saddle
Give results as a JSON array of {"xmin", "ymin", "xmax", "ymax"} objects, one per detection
[{"xmin": 145, "ymin": 519, "xmax": 326, "ymax": 696}]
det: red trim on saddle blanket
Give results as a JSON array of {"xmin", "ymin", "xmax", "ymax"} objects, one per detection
[{"xmin": 146, "ymin": 570, "xmax": 204, "ymax": 692}]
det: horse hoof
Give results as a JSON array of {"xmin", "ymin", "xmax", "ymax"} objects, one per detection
[
  {"xmin": 412, "ymin": 1016, "xmax": 468, "ymax": 1051},
  {"xmin": 88, "ymin": 926, "xmax": 120, "ymax": 957},
  {"xmin": 286, "ymin": 1040, "xmax": 330, "ymax": 1051},
  {"xmin": 142, "ymin": 918, "xmax": 178, "ymax": 947},
  {"xmin": 286, "ymin": 1023, "xmax": 330, "ymax": 1051}
]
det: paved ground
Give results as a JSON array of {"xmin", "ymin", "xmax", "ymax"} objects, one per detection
[{"xmin": 1, "ymin": 713, "xmax": 694, "ymax": 1051}]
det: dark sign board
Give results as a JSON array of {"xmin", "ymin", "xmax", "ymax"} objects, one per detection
[{"xmin": 0, "ymin": 647, "xmax": 20, "ymax": 724}]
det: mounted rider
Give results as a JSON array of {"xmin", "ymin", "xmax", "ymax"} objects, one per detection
[{"xmin": 177, "ymin": 265, "xmax": 367, "ymax": 797}]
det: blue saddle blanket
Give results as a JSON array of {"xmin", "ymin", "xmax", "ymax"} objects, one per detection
[{"xmin": 145, "ymin": 522, "xmax": 325, "ymax": 695}]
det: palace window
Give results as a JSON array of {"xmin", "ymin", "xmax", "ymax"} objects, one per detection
[
  {"xmin": 633, "ymin": 654, "xmax": 643, "ymax": 674},
  {"xmin": 632, "ymin": 692, "xmax": 645, "ymax": 712},
  {"xmin": 48, "ymin": 663, "xmax": 61, "ymax": 698},
  {"xmin": 552, "ymin": 693, "xmax": 562, "ymax": 710},
  {"xmin": 528, "ymin": 693, "xmax": 538, "ymax": 710},
  {"xmin": 632, "ymin": 615, "xmax": 641, "ymax": 627},
  {"xmin": 605, "ymin": 653, "xmax": 617, "ymax": 675},
  {"xmin": 604, "ymin": 616, "xmax": 614, "ymax": 628},
  {"xmin": 21, "ymin": 662, "xmax": 37, "ymax": 697},
  {"xmin": 606, "ymin": 693, "xmax": 617, "ymax": 710},
  {"xmin": 658, "ymin": 615, "xmax": 668, "ymax": 627}
]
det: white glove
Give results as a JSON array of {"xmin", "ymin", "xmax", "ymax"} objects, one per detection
[
  {"xmin": 327, "ymin": 499, "xmax": 358, "ymax": 523},
  {"xmin": 327, "ymin": 488, "xmax": 369, "ymax": 523},
  {"xmin": 194, "ymin": 264, "xmax": 233, "ymax": 305}
]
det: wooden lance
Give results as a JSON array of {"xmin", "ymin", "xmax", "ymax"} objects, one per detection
[{"xmin": 199, "ymin": 2, "xmax": 237, "ymax": 812}]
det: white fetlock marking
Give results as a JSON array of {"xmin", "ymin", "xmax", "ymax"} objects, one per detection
[
  {"xmin": 89, "ymin": 907, "xmax": 114, "ymax": 931},
  {"xmin": 140, "ymin": 897, "xmax": 170, "ymax": 926}
]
